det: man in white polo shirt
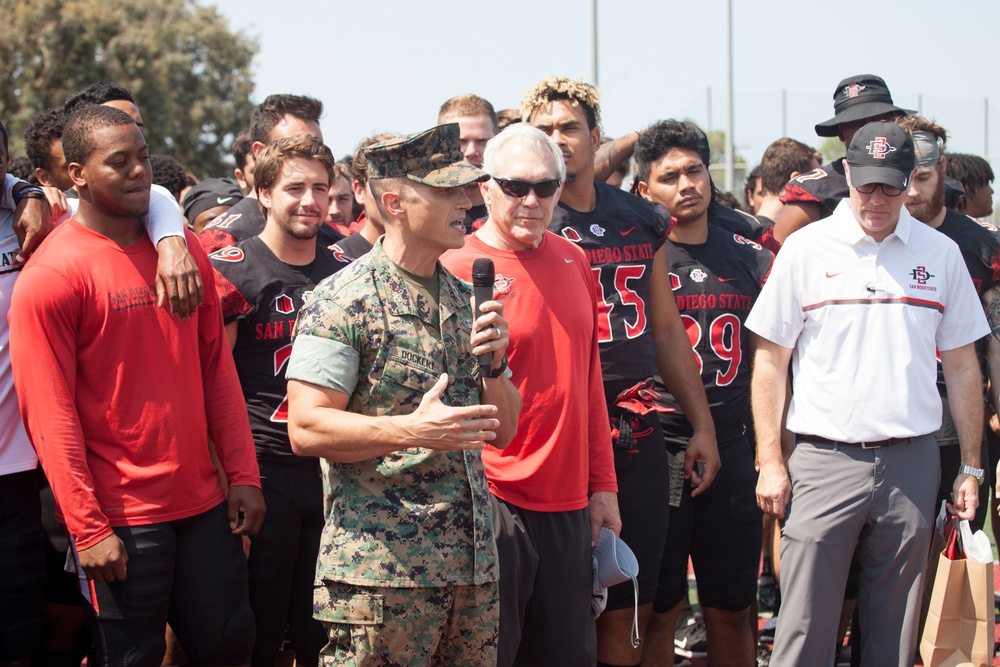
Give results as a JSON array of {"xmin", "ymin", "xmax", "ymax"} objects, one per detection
[{"xmin": 748, "ymin": 121, "xmax": 989, "ymax": 667}]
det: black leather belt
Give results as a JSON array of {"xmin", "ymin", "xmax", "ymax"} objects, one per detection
[{"xmin": 801, "ymin": 435, "xmax": 914, "ymax": 450}]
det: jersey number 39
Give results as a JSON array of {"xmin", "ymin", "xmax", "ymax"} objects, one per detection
[{"xmin": 681, "ymin": 313, "xmax": 742, "ymax": 386}]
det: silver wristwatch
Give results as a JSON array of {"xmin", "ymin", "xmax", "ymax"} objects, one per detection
[{"xmin": 958, "ymin": 464, "xmax": 985, "ymax": 484}]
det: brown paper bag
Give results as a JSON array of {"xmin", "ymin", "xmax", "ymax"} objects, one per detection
[
  {"xmin": 918, "ymin": 528, "xmax": 950, "ymax": 643},
  {"xmin": 919, "ymin": 548, "xmax": 994, "ymax": 667}
]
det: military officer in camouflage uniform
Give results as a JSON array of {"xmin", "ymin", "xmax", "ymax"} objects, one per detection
[{"xmin": 285, "ymin": 123, "xmax": 521, "ymax": 666}]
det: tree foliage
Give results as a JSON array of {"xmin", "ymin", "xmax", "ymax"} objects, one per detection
[
  {"xmin": 679, "ymin": 119, "xmax": 746, "ymax": 167},
  {"xmin": 817, "ymin": 137, "xmax": 844, "ymax": 164},
  {"xmin": 0, "ymin": 0, "xmax": 258, "ymax": 177}
]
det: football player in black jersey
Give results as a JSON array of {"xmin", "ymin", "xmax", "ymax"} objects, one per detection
[
  {"xmin": 634, "ymin": 120, "xmax": 774, "ymax": 667},
  {"xmin": 328, "ymin": 133, "xmax": 398, "ymax": 262},
  {"xmin": 774, "ymin": 74, "xmax": 911, "ymax": 244},
  {"xmin": 200, "ymin": 94, "xmax": 324, "ymax": 255},
  {"xmin": 209, "ymin": 136, "xmax": 350, "ymax": 667},
  {"xmin": 754, "ymin": 138, "xmax": 820, "ymax": 232},
  {"xmin": 523, "ymin": 77, "xmax": 718, "ymax": 667},
  {"xmin": 947, "ymin": 153, "xmax": 995, "ymax": 219},
  {"xmin": 898, "ymin": 115, "xmax": 1000, "ymax": 536}
]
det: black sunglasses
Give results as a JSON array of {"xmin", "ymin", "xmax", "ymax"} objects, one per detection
[
  {"xmin": 855, "ymin": 182, "xmax": 903, "ymax": 197},
  {"xmin": 494, "ymin": 177, "xmax": 561, "ymax": 199}
]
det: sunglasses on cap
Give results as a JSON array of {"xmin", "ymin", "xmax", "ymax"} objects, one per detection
[
  {"xmin": 855, "ymin": 182, "xmax": 903, "ymax": 197},
  {"xmin": 494, "ymin": 177, "xmax": 561, "ymax": 199}
]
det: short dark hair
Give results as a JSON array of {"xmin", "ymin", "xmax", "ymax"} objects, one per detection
[
  {"xmin": 715, "ymin": 190, "xmax": 743, "ymax": 211},
  {"xmin": 63, "ymin": 81, "xmax": 136, "ymax": 118},
  {"xmin": 634, "ymin": 120, "xmax": 706, "ymax": 183},
  {"xmin": 759, "ymin": 138, "xmax": 818, "ymax": 195},
  {"xmin": 25, "ymin": 109, "xmax": 64, "ymax": 171},
  {"xmin": 635, "ymin": 120, "xmax": 720, "ymax": 211},
  {"xmin": 149, "ymin": 154, "xmax": 188, "ymax": 199},
  {"xmin": 249, "ymin": 94, "xmax": 323, "ymax": 145},
  {"xmin": 62, "ymin": 106, "xmax": 137, "ymax": 166},
  {"xmin": 367, "ymin": 176, "xmax": 410, "ymax": 220},
  {"xmin": 253, "ymin": 135, "xmax": 334, "ymax": 198},
  {"xmin": 351, "ymin": 133, "xmax": 398, "ymax": 188},
  {"xmin": 946, "ymin": 153, "xmax": 995, "ymax": 197},
  {"xmin": 744, "ymin": 165, "xmax": 761, "ymax": 201},
  {"xmin": 438, "ymin": 94, "xmax": 498, "ymax": 132},
  {"xmin": 8, "ymin": 157, "xmax": 36, "ymax": 183},
  {"xmin": 0, "ymin": 119, "xmax": 8, "ymax": 154},
  {"xmin": 232, "ymin": 129, "xmax": 252, "ymax": 170}
]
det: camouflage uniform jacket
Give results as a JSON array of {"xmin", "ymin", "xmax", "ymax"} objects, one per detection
[{"xmin": 288, "ymin": 239, "xmax": 497, "ymax": 588}]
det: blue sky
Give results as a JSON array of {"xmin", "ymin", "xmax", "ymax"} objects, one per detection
[{"xmin": 209, "ymin": 0, "xmax": 999, "ymax": 196}]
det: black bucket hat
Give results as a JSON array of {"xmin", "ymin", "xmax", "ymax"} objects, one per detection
[{"xmin": 815, "ymin": 75, "xmax": 913, "ymax": 137}]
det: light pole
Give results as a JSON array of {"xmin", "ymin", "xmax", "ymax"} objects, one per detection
[
  {"xmin": 724, "ymin": 0, "xmax": 735, "ymax": 193},
  {"xmin": 591, "ymin": 0, "xmax": 599, "ymax": 87}
]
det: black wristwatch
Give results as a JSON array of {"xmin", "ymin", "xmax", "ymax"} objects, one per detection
[{"xmin": 489, "ymin": 355, "xmax": 508, "ymax": 379}]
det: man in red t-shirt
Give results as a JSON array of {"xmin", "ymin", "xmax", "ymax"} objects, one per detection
[
  {"xmin": 442, "ymin": 123, "xmax": 616, "ymax": 667},
  {"xmin": 9, "ymin": 104, "xmax": 264, "ymax": 667}
]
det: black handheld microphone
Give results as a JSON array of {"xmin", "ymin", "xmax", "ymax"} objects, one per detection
[{"xmin": 471, "ymin": 258, "xmax": 496, "ymax": 376}]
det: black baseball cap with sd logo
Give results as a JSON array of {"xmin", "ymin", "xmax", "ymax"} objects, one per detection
[{"xmin": 846, "ymin": 121, "xmax": 916, "ymax": 191}]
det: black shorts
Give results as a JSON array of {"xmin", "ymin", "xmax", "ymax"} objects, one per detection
[
  {"xmin": 604, "ymin": 379, "xmax": 671, "ymax": 611},
  {"xmin": 490, "ymin": 495, "xmax": 596, "ymax": 667},
  {"xmin": 654, "ymin": 435, "xmax": 762, "ymax": 613},
  {"xmin": 0, "ymin": 469, "xmax": 45, "ymax": 661},
  {"xmin": 85, "ymin": 502, "xmax": 254, "ymax": 667}
]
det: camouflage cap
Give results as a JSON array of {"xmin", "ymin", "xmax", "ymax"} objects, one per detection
[{"xmin": 364, "ymin": 123, "xmax": 489, "ymax": 188}]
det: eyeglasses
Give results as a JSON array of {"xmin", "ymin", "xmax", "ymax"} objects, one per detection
[
  {"xmin": 494, "ymin": 177, "xmax": 561, "ymax": 199},
  {"xmin": 855, "ymin": 182, "xmax": 904, "ymax": 197}
]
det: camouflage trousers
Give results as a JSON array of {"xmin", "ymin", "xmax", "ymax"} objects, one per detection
[{"xmin": 314, "ymin": 580, "xmax": 498, "ymax": 666}]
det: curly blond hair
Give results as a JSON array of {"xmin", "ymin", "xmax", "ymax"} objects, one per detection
[{"xmin": 519, "ymin": 76, "xmax": 601, "ymax": 129}]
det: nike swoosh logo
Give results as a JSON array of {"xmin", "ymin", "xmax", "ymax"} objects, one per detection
[
  {"xmin": 718, "ymin": 277, "xmax": 736, "ymax": 282},
  {"xmin": 217, "ymin": 196, "xmax": 233, "ymax": 204},
  {"xmin": 825, "ymin": 271, "xmax": 843, "ymax": 278},
  {"xmin": 564, "ymin": 258, "xmax": 574, "ymax": 263},
  {"xmin": 621, "ymin": 227, "xmax": 636, "ymax": 236}
]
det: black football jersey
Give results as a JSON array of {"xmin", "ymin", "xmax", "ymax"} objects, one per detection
[
  {"xmin": 710, "ymin": 203, "xmax": 771, "ymax": 243},
  {"xmin": 210, "ymin": 236, "xmax": 350, "ymax": 464},
  {"xmin": 938, "ymin": 209, "xmax": 1000, "ymax": 295},
  {"xmin": 199, "ymin": 196, "xmax": 266, "ymax": 254},
  {"xmin": 944, "ymin": 177, "xmax": 965, "ymax": 210},
  {"xmin": 329, "ymin": 232, "xmax": 374, "ymax": 263},
  {"xmin": 317, "ymin": 223, "xmax": 346, "ymax": 247},
  {"xmin": 464, "ymin": 203, "xmax": 488, "ymax": 235},
  {"xmin": 783, "ymin": 160, "xmax": 848, "ymax": 217},
  {"xmin": 548, "ymin": 181, "xmax": 669, "ymax": 382},
  {"xmin": 933, "ymin": 209, "xmax": 1000, "ymax": 411},
  {"xmin": 655, "ymin": 224, "xmax": 774, "ymax": 447}
]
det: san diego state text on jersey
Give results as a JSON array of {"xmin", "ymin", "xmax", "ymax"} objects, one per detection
[
  {"xmin": 657, "ymin": 225, "xmax": 773, "ymax": 445},
  {"xmin": 548, "ymin": 181, "xmax": 669, "ymax": 383}
]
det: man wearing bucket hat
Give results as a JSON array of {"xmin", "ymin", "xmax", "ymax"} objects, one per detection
[
  {"xmin": 774, "ymin": 74, "xmax": 912, "ymax": 243},
  {"xmin": 748, "ymin": 121, "xmax": 988, "ymax": 666},
  {"xmin": 285, "ymin": 123, "xmax": 520, "ymax": 666}
]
